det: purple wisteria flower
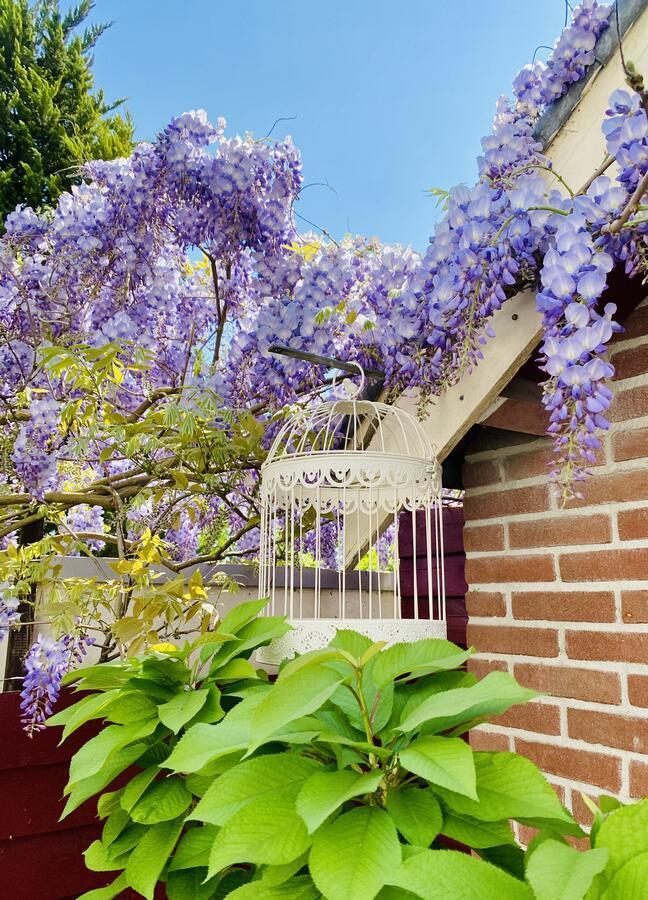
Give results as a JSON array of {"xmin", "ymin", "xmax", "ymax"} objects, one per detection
[
  {"xmin": 0, "ymin": 596, "xmax": 21, "ymax": 641},
  {"xmin": 20, "ymin": 632, "xmax": 95, "ymax": 736}
]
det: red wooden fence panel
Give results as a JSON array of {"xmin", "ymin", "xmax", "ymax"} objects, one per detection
[{"xmin": 0, "ymin": 691, "xmax": 110, "ymax": 900}]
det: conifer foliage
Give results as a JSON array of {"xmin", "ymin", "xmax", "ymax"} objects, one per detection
[{"xmin": 0, "ymin": 0, "xmax": 133, "ymax": 225}]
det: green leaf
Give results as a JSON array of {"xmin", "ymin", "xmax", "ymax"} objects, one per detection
[
  {"xmin": 399, "ymin": 736, "xmax": 477, "ymax": 799},
  {"xmin": 371, "ymin": 639, "xmax": 471, "ymax": 686},
  {"xmin": 68, "ymin": 719, "xmax": 157, "ymax": 786},
  {"xmin": 84, "ymin": 838, "xmax": 131, "ymax": 872},
  {"xmin": 207, "ymin": 794, "xmax": 311, "ymax": 876},
  {"xmin": 63, "ymin": 663, "xmax": 132, "ymax": 690},
  {"xmin": 296, "ymin": 769, "xmax": 384, "ymax": 833},
  {"xmin": 164, "ymin": 693, "xmax": 265, "ymax": 773},
  {"xmin": 225, "ymin": 876, "xmax": 320, "ymax": 900},
  {"xmin": 76, "ymin": 874, "xmax": 128, "ymax": 900},
  {"xmin": 589, "ymin": 798, "xmax": 648, "ymax": 897},
  {"xmin": 433, "ymin": 752, "xmax": 574, "ymax": 827},
  {"xmin": 209, "ymin": 658, "xmax": 257, "ymax": 680},
  {"xmin": 599, "ymin": 852, "xmax": 648, "ymax": 899},
  {"xmin": 166, "ymin": 869, "xmax": 220, "ymax": 900},
  {"xmin": 386, "ymin": 788, "xmax": 443, "ymax": 847},
  {"xmin": 309, "ymin": 806, "xmax": 401, "ymax": 900},
  {"xmin": 441, "ymin": 813, "xmax": 515, "ymax": 849},
  {"xmin": 168, "ymin": 825, "xmax": 219, "ymax": 871},
  {"xmin": 62, "ymin": 742, "xmax": 148, "ymax": 818},
  {"xmin": 47, "ymin": 689, "xmax": 121, "ymax": 740},
  {"xmin": 106, "ymin": 691, "xmax": 158, "ymax": 724},
  {"xmin": 102, "ymin": 806, "xmax": 131, "ymax": 847},
  {"xmin": 219, "ymin": 598, "xmax": 269, "ymax": 635},
  {"xmin": 158, "ymin": 689, "xmax": 209, "ymax": 733},
  {"xmin": 329, "ymin": 630, "xmax": 373, "ymax": 659},
  {"xmin": 396, "ymin": 672, "xmax": 535, "ymax": 734},
  {"xmin": 386, "ymin": 848, "xmax": 533, "ymax": 899},
  {"xmin": 120, "ymin": 766, "xmax": 159, "ymax": 813},
  {"xmin": 123, "ymin": 818, "xmax": 184, "ymax": 900},
  {"xmin": 189, "ymin": 685, "xmax": 224, "ymax": 725},
  {"xmin": 249, "ymin": 666, "xmax": 346, "ymax": 752},
  {"xmin": 259, "ymin": 852, "xmax": 310, "ymax": 885},
  {"xmin": 192, "ymin": 753, "xmax": 320, "ymax": 825},
  {"xmin": 278, "ymin": 647, "xmax": 349, "ymax": 681},
  {"xmin": 130, "ymin": 777, "xmax": 192, "ymax": 824},
  {"xmin": 525, "ymin": 839, "xmax": 608, "ymax": 900}
]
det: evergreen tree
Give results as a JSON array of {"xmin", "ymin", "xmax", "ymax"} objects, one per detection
[{"xmin": 0, "ymin": 0, "xmax": 134, "ymax": 225}]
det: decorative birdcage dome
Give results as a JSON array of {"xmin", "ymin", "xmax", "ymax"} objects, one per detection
[{"xmin": 257, "ymin": 370, "xmax": 447, "ymax": 663}]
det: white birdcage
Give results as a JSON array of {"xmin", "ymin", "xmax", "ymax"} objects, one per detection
[{"xmin": 256, "ymin": 369, "xmax": 446, "ymax": 664}]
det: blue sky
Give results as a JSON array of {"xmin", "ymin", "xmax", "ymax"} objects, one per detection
[{"xmin": 89, "ymin": 1, "xmax": 569, "ymax": 251}]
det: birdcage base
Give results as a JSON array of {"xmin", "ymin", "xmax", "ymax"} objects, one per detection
[{"xmin": 255, "ymin": 617, "xmax": 447, "ymax": 666}]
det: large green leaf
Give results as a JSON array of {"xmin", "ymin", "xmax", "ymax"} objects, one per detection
[
  {"xmin": 168, "ymin": 825, "xmax": 219, "ymax": 871},
  {"xmin": 525, "ymin": 839, "xmax": 608, "ymax": 900},
  {"xmin": 598, "ymin": 853, "xmax": 648, "ymax": 899},
  {"xmin": 396, "ymin": 672, "xmax": 535, "ymax": 734},
  {"xmin": 68, "ymin": 719, "xmax": 157, "ymax": 786},
  {"xmin": 120, "ymin": 766, "xmax": 159, "ymax": 813},
  {"xmin": 441, "ymin": 813, "xmax": 515, "ymax": 849},
  {"xmin": 47, "ymin": 689, "xmax": 121, "ymax": 740},
  {"xmin": 219, "ymin": 597, "xmax": 269, "ymax": 634},
  {"xmin": 192, "ymin": 753, "xmax": 320, "ymax": 825},
  {"xmin": 158, "ymin": 689, "xmax": 209, "ymax": 733},
  {"xmin": 588, "ymin": 798, "xmax": 648, "ymax": 898},
  {"xmin": 330, "ymin": 629, "xmax": 374, "ymax": 659},
  {"xmin": 386, "ymin": 787, "xmax": 443, "ymax": 847},
  {"xmin": 225, "ymin": 877, "xmax": 320, "ymax": 900},
  {"xmin": 370, "ymin": 639, "xmax": 471, "ymax": 686},
  {"xmin": 249, "ymin": 666, "xmax": 346, "ymax": 752},
  {"xmin": 433, "ymin": 753, "xmax": 574, "ymax": 828},
  {"xmin": 399, "ymin": 735, "xmax": 477, "ymax": 799},
  {"xmin": 62, "ymin": 742, "xmax": 148, "ymax": 818},
  {"xmin": 163, "ymin": 693, "xmax": 265, "ymax": 773},
  {"xmin": 130, "ymin": 777, "xmax": 192, "ymax": 824},
  {"xmin": 309, "ymin": 807, "xmax": 402, "ymax": 900},
  {"xmin": 385, "ymin": 849, "xmax": 533, "ymax": 899},
  {"xmin": 123, "ymin": 818, "xmax": 184, "ymax": 900},
  {"xmin": 76, "ymin": 874, "xmax": 128, "ymax": 900},
  {"xmin": 296, "ymin": 769, "xmax": 384, "ymax": 833},
  {"xmin": 166, "ymin": 869, "xmax": 220, "ymax": 900},
  {"xmin": 106, "ymin": 691, "xmax": 158, "ymax": 725},
  {"xmin": 207, "ymin": 794, "xmax": 311, "ymax": 877}
]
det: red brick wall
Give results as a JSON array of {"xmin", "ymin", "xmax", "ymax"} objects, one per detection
[{"xmin": 463, "ymin": 299, "xmax": 648, "ymax": 821}]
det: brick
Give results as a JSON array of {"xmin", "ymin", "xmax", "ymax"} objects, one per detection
[
  {"xmin": 514, "ymin": 663, "xmax": 622, "ymax": 704},
  {"xmin": 571, "ymin": 791, "xmax": 596, "ymax": 827},
  {"xmin": 492, "ymin": 701, "xmax": 561, "ymax": 735},
  {"xmin": 462, "ymin": 459, "xmax": 501, "ymax": 489},
  {"xmin": 466, "ymin": 554, "xmax": 555, "ymax": 584},
  {"xmin": 614, "ymin": 304, "xmax": 648, "ymax": 341},
  {"xmin": 559, "ymin": 548, "xmax": 648, "ymax": 582},
  {"xmin": 568, "ymin": 708, "xmax": 648, "ymax": 754},
  {"xmin": 514, "ymin": 738, "xmax": 621, "ymax": 792},
  {"xmin": 612, "ymin": 343, "xmax": 648, "ymax": 381},
  {"xmin": 469, "ymin": 729, "xmax": 510, "ymax": 752},
  {"xmin": 612, "ymin": 427, "xmax": 648, "ymax": 462},
  {"xmin": 467, "ymin": 624, "xmax": 559, "ymax": 658},
  {"xmin": 618, "ymin": 507, "xmax": 648, "ymax": 541},
  {"xmin": 511, "ymin": 590, "xmax": 616, "ymax": 623},
  {"xmin": 467, "ymin": 658, "xmax": 508, "ymax": 680},
  {"xmin": 622, "ymin": 590, "xmax": 648, "ymax": 623},
  {"xmin": 509, "ymin": 515, "xmax": 612, "ymax": 549},
  {"xmin": 464, "ymin": 524, "xmax": 505, "ymax": 553},
  {"xmin": 463, "ymin": 485, "xmax": 551, "ymax": 521},
  {"xmin": 465, "ymin": 590, "xmax": 506, "ymax": 618},
  {"xmin": 566, "ymin": 630, "xmax": 648, "ymax": 664},
  {"xmin": 630, "ymin": 759, "xmax": 648, "ymax": 798},
  {"xmin": 610, "ymin": 385, "xmax": 648, "ymax": 422},
  {"xmin": 502, "ymin": 446, "xmax": 555, "ymax": 481},
  {"xmin": 566, "ymin": 469, "xmax": 648, "ymax": 508},
  {"xmin": 628, "ymin": 674, "xmax": 648, "ymax": 708}
]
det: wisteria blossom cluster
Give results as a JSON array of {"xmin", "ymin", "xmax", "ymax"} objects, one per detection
[
  {"xmin": 6, "ymin": 0, "xmax": 648, "ymax": 725},
  {"xmin": 19, "ymin": 632, "xmax": 94, "ymax": 735}
]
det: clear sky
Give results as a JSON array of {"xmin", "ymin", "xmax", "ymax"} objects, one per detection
[{"xmin": 88, "ymin": 1, "xmax": 570, "ymax": 252}]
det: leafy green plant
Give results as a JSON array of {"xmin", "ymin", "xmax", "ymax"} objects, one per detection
[
  {"xmin": 56, "ymin": 626, "xmax": 613, "ymax": 899},
  {"xmin": 49, "ymin": 598, "xmax": 289, "ymax": 899}
]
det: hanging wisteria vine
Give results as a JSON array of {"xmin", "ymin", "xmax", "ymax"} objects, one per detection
[{"xmin": 3, "ymin": 0, "xmax": 648, "ymax": 729}]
